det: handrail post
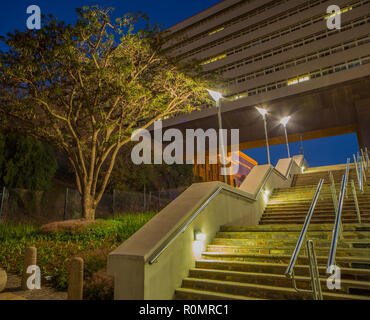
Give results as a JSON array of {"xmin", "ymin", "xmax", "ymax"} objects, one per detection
[
  {"xmin": 306, "ymin": 240, "xmax": 323, "ymax": 300},
  {"xmin": 365, "ymin": 147, "xmax": 369, "ymax": 172},
  {"xmin": 353, "ymin": 154, "xmax": 360, "ymax": 187},
  {"xmin": 351, "ymin": 179, "xmax": 361, "ymax": 224},
  {"xmin": 285, "ymin": 179, "xmax": 324, "ymax": 279},
  {"xmin": 361, "ymin": 149, "xmax": 367, "ymax": 183},
  {"xmin": 329, "ymin": 172, "xmax": 338, "ymax": 214},
  {"xmin": 359, "ymin": 154, "xmax": 363, "ymax": 192},
  {"xmin": 327, "ymin": 158, "xmax": 350, "ymax": 271}
]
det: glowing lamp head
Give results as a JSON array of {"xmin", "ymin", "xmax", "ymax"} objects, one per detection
[
  {"xmin": 206, "ymin": 89, "xmax": 223, "ymax": 102},
  {"xmin": 256, "ymin": 107, "xmax": 268, "ymax": 117},
  {"xmin": 280, "ymin": 116, "xmax": 291, "ymax": 127}
]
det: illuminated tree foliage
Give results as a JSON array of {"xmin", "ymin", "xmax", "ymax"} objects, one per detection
[{"xmin": 0, "ymin": 7, "xmax": 211, "ymax": 220}]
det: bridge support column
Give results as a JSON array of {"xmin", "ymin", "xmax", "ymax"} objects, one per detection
[{"xmin": 355, "ymin": 98, "xmax": 370, "ymax": 149}]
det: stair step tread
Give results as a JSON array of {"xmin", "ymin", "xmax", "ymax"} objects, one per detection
[
  {"xmin": 182, "ymin": 277, "xmax": 370, "ymax": 300},
  {"xmin": 175, "ymin": 288, "xmax": 264, "ymax": 300},
  {"xmin": 196, "ymin": 259, "xmax": 370, "ymax": 274},
  {"xmin": 202, "ymin": 252, "xmax": 370, "ymax": 263},
  {"xmin": 190, "ymin": 268, "xmax": 370, "ymax": 288}
]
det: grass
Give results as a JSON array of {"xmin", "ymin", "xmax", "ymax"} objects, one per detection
[{"xmin": 0, "ymin": 212, "xmax": 157, "ymax": 298}]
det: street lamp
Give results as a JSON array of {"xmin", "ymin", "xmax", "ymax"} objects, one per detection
[
  {"xmin": 280, "ymin": 116, "xmax": 291, "ymax": 159},
  {"xmin": 256, "ymin": 107, "xmax": 271, "ymax": 165},
  {"xmin": 207, "ymin": 89, "xmax": 227, "ymax": 184}
]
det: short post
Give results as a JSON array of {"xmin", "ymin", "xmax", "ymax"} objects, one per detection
[
  {"xmin": 64, "ymin": 187, "xmax": 69, "ymax": 220},
  {"xmin": 67, "ymin": 257, "xmax": 84, "ymax": 300},
  {"xmin": 0, "ymin": 268, "xmax": 7, "ymax": 292},
  {"xmin": 21, "ymin": 247, "xmax": 37, "ymax": 290}
]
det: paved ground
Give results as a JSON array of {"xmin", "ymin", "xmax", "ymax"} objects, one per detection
[{"xmin": 0, "ymin": 273, "xmax": 67, "ymax": 300}]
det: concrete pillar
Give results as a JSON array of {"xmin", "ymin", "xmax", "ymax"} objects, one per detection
[
  {"xmin": 355, "ymin": 98, "xmax": 370, "ymax": 149},
  {"xmin": 21, "ymin": 247, "xmax": 37, "ymax": 290},
  {"xmin": 68, "ymin": 257, "xmax": 84, "ymax": 300},
  {"xmin": 0, "ymin": 268, "xmax": 7, "ymax": 292}
]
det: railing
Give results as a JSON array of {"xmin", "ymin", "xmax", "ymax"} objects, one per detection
[
  {"xmin": 149, "ymin": 158, "xmax": 298, "ymax": 264},
  {"xmin": 327, "ymin": 158, "xmax": 350, "ymax": 270},
  {"xmin": 351, "ymin": 179, "xmax": 361, "ymax": 224},
  {"xmin": 285, "ymin": 178, "xmax": 324, "ymax": 300}
]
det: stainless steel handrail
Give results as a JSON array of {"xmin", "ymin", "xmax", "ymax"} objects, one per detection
[
  {"xmin": 327, "ymin": 158, "xmax": 350, "ymax": 269},
  {"xmin": 361, "ymin": 149, "xmax": 367, "ymax": 182},
  {"xmin": 351, "ymin": 179, "xmax": 361, "ymax": 224},
  {"xmin": 285, "ymin": 179, "xmax": 324, "ymax": 278},
  {"xmin": 354, "ymin": 154, "xmax": 360, "ymax": 187},
  {"xmin": 149, "ymin": 159, "xmax": 297, "ymax": 264},
  {"xmin": 329, "ymin": 172, "xmax": 338, "ymax": 214},
  {"xmin": 285, "ymin": 179, "xmax": 324, "ymax": 300}
]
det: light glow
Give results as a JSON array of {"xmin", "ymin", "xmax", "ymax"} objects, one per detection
[
  {"xmin": 263, "ymin": 189, "xmax": 271, "ymax": 203},
  {"xmin": 206, "ymin": 89, "xmax": 223, "ymax": 102},
  {"xmin": 256, "ymin": 107, "xmax": 268, "ymax": 117},
  {"xmin": 195, "ymin": 232, "xmax": 206, "ymax": 242},
  {"xmin": 280, "ymin": 116, "xmax": 291, "ymax": 127}
]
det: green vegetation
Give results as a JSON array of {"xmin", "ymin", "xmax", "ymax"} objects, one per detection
[
  {"xmin": 0, "ymin": 212, "xmax": 157, "ymax": 299},
  {"xmin": 0, "ymin": 5, "xmax": 211, "ymax": 220},
  {"xmin": 0, "ymin": 133, "xmax": 57, "ymax": 190}
]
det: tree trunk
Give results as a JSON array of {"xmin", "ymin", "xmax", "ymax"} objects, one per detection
[{"xmin": 82, "ymin": 194, "xmax": 96, "ymax": 220}]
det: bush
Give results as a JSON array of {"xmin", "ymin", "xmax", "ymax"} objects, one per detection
[{"xmin": 0, "ymin": 212, "xmax": 157, "ymax": 298}]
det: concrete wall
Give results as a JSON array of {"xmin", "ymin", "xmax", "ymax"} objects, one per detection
[{"xmin": 107, "ymin": 155, "xmax": 304, "ymax": 300}]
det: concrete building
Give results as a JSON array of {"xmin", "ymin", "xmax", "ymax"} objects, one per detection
[{"xmin": 161, "ymin": 0, "xmax": 370, "ymax": 155}]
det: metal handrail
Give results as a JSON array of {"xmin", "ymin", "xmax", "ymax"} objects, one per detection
[
  {"xmin": 285, "ymin": 179, "xmax": 324, "ymax": 300},
  {"xmin": 149, "ymin": 159, "xmax": 297, "ymax": 264},
  {"xmin": 329, "ymin": 172, "xmax": 338, "ymax": 214},
  {"xmin": 327, "ymin": 158, "xmax": 350, "ymax": 269},
  {"xmin": 361, "ymin": 149, "xmax": 367, "ymax": 182},
  {"xmin": 285, "ymin": 178, "xmax": 324, "ymax": 278},
  {"xmin": 351, "ymin": 179, "xmax": 361, "ymax": 224}
]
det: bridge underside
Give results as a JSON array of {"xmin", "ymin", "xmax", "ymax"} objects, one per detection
[{"xmin": 164, "ymin": 76, "xmax": 370, "ymax": 152}]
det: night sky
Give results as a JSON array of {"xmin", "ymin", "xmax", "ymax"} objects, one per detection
[{"xmin": 0, "ymin": 1, "xmax": 361, "ymax": 168}]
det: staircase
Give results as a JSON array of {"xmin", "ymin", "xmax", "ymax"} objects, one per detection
[{"xmin": 175, "ymin": 167, "xmax": 370, "ymax": 300}]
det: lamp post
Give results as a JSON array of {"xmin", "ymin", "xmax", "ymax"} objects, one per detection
[
  {"xmin": 256, "ymin": 107, "xmax": 271, "ymax": 165},
  {"xmin": 280, "ymin": 116, "xmax": 291, "ymax": 159},
  {"xmin": 207, "ymin": 89, "xmax": 227, "ymax": 184}
]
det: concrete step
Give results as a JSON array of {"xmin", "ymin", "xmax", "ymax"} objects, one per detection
[
  {"xmin": 201, "ymin": 252, "xmax": 370, "ymax": 268},
  {"xmin": 219, "ymin": 224, "xmax": 370, "ymax": 232},
  {"xmin": 259, "ymin": 218, "xmax": 370, "ymax": 225},
  {"xmin": 212, "ymin": 237, "xmax": 370, "ymax": 249},
  {"xmin": 181, "ymin": 277, "xmax": 370, "ymax": 300},
  {"xmin": 188, "ymin": 268, "xmax": 370, "ymax": 295},
  {"xmin": 216, "ymin": 230, "xmax": 370, "ymax": 240},
  {"xmin": 175, "ymin": 287, "xmax": 264, "ymax": 300},
  {"xmin": 195, "ymin": 260, "xmax": 370, "ymax": 281},
  {"xmin": 206, "ymin": 244, "xmax": 370, "ymax": 257}
]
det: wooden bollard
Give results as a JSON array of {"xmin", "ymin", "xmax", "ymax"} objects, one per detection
[
  {"xmin": 68, "ymin": 257, "xmax": 84, "ymax": 300},
  {"xmin": 0, "ymin": 268, "xmax": 7, "ymax": 292},
  {"xmin": 21, "ymin": 247, "xmax": 37, "ymax": 290}
]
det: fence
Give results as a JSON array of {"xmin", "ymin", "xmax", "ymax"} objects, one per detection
[{"xmin": 0, "ymin": 184, "xmax": 185, "ymax": 224}]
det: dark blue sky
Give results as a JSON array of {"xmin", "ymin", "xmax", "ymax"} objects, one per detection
[{"xmin": 0, "ymin": 1, "xmax": 361, "ymax": 167}]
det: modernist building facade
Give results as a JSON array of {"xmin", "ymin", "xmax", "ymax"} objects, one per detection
[{"xmin": 161, "ymin": 0, "xmax": 370, "ymax": 167}]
